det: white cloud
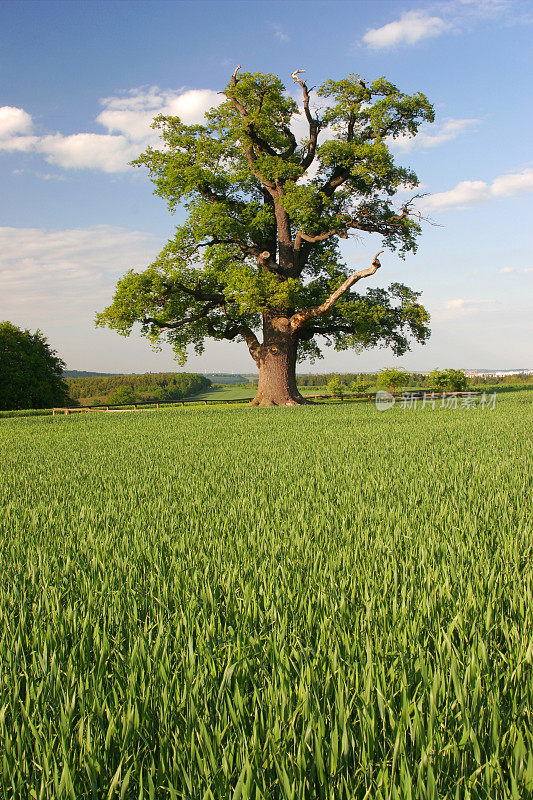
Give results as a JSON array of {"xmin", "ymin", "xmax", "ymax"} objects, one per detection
[
  {"xmin": 422, "ymin": 168, "xmax": 533, "ymax": 210},
  {"xmin": 0, "ymin": 106, "xmax": 38, "ymax": 151},
  {"xmin": 0, "ymin": 225, "xmax": 157, "ymax": 294},
  {"xmin": 498, "ymin": 266, "xmax": 533, "ymax": 275},
  {"xmin": 36, "ymin": 133, "xmax": 141, "ymax": 173},
  {"xmin": 391, "ymin": 118, "xmax": 479, "ymax": 151},
  {"xmin": 362, "ymin": 10, "xmax": 450, "ymax": 49},
  {"xmin": 0, "ymin": 134, "xmax": 40, "ymax": 152},
  {"xmin": 96, "ymin": 87, "xmax": 222, "ymax": 141},
  {"xmin": 0, "ymin": 224, "xmax": 160, "ymax": 334},
  {"xmin": 441, "ymin": 298, "xmax": 496, "ymax": 316},
  {"xmin": 0, "ymin": 106, "xmax": 33, "ymax": 138},
  {"xmin": 424, "ymin": 180, "xmax": 490, "ymax": 209},
  {"xmin": 0, "ymin": 87, "xmax": 222, "ymax": 173},
  {"xmin": 271, "ymin": 23, "xmax": 290, "ymax": 43},
  {"xmin": 491, "ymin": 169, "xmax": 533, "ymax": 197},
  {"xmin": 458, "ymin": 0, "xmax": 512, "ymax": 17},
  {"xmin": 163, "ymin": 89, "xmax": 222, "ymax": 124}
]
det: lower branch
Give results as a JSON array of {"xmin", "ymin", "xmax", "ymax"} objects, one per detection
[
  {"xmin": 290, "ymin": 252, "xmax": 383, "ymax": 332},
  {"xmin": 206, "ymin": 319, "xmax": 261, "ymax": 361}
]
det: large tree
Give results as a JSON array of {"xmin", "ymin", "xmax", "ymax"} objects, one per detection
[
  {"xmin": 97, "ymin": 69, "xmax": 433, "ymax": 405},
  {"xmin": 0, "ymin": 321, "xmax": 70, "ymax": 410}
]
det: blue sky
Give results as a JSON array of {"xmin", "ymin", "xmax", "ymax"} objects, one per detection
[{"xmin": 1, "ymin": 0, "xmax": 532, "ymax": 373}]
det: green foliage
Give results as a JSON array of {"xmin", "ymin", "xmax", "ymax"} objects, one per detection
[
  {"xmin": 350, "ymin": 375, "xmax": 371, "ymax": 393},
  {"xmin": 0, "ymin": 321, "xmax": 69, "ymax": 410},
  {"xmin": 376, "ymin": 367, "xmax": 410, "ymax": 391},
  {"xmin": 0, "ymin": 395, "xmax": 532, "ymax": 796},
  {"xmin": 97, "ymin": 69, "xmax": 433, "ymax": 363},
  {"xmin": 429, "ymin": 368, "xmax": 468, "ymax": 392},
  {"xmin": 327, "ymin": 374, "xmax": 346, "ymax": 398},
  {"xmin": 107, "ymin": 385, "xmax": 137, "ymax": 405},
  {"xmin": 67, "ymin": 372, "xmax": 211, "ymax": 405}
]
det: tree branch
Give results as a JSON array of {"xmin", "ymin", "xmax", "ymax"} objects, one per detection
[
  {"xmin": 280, "ymin": 125, "xmax": 298, "ymax": 158},
  {"xmin": 320, "ymin": 166, "xmax": 351, "ymax": 199},
  {"xmin": 205, "ymin": 317, "xmax": 261, "ymax": 358},
  {"xmin": 295, "ymin": 224, "xmax": 350, "ymax": 245},
  {"xmin": 167, "ymin": 281, "xmax": 225, "ymax": 304},
  {"xmin": 257, "ymin": 250, "xmax": 282, "ymax": 273},
  {"xmin": 188, "ymin": 238, "xmax": 264, "ymax": 260},
  {"xmin": 295, "ymin": 196, "xmax": 428, "ymax": 249},
  {"xmin": 144, "ymin": 300, "xmax": 220, "ymax": 330},
  {"xmin": 290, "ymin": 252, "xmax": 383, "ymax": 332},
  {"xmin": 197, "ymin": 184, "xmax": 247, "ymax": 210},
  {"xmin": 291, "ymin": 69, "xmax": 321, "ymax": 170}
]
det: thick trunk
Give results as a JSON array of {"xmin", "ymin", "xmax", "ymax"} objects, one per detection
[{"xmin": 250, "ymin": 315, "xmax": 309, "ymax": 406}]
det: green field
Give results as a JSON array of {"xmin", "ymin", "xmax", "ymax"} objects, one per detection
[
  {"xmin": 1, "ymin": 393, "xmax": 532, "ymax": 798},
  {"xmin": 188, "ymin": 386, "xmax": 330, "ymax": 402},
  {"xmin": 187, "ymin": 385, "xmax": 257, "ymax": 401}
]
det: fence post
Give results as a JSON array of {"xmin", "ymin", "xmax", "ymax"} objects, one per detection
[{"xmin": 156, "ymin": 402, "xmax": 159, "ymax": 409}]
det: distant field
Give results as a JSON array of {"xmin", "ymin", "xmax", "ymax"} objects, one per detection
[
  {"xmin": 187, "ymin": 385, "xmax": 257, "ymax": 401},
  {"xmin": 1, "ymin": 393, "xmax": 532, "ymax": 797},
  {"xmin": 189, "ymin": 385, "xmax": 330, "ymax": 401}
]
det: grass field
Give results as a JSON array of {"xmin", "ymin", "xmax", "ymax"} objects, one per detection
[
  {"xmin": 188, "ymin": 386, "xmax": 330, "ymax": 402},
  {"xmin": 1, "ymin": 393, "xmax": 532, "ymax": 799}
]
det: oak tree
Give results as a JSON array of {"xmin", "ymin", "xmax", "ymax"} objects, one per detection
[{"xmin": 97, "ymin": 68, "xmax": 434, "ymax": 405}]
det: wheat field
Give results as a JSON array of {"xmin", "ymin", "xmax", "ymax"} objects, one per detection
[{"xmin": 0, "ymin": 394, "xmax": 531, "ymax": 799}]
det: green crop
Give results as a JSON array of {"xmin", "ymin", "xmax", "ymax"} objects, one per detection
[{"xmin": 0, "ymin": 393, "xmax": 532, "ymax": 799}]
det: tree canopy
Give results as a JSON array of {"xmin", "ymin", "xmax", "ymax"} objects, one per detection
[
  {"xmin": 428, "ymin": 369, "xmax": 468, "ymax": 392},
  {"xmin": 97, "ymin": 68, "xmax": 434, "ymax": 405},
  {"xmin": 0, "ymin": 321, "xmax": 70, "ymax": 410}
]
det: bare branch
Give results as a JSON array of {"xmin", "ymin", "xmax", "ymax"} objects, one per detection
[
  {"xmin": 290, "ymin": 252, "xmax": 383, "ymax": 332},
  {"xmin": 291, "ymin": 68, "xmax": 321, "ymax": 170},
  {"xmin": 295, "ymin": 195, "xmax": 435, "ymax": 249}
]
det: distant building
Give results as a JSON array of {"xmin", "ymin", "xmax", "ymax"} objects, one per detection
[{"xmin": 463, "ymin": 369, "xmax": 533, "ymax": 378}]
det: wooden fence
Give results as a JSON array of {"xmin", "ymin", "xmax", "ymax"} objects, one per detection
[{"xmin": 53, "ymin": 390, "xmax": 481, "ymax": 416}]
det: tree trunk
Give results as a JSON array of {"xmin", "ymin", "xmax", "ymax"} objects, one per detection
[{"xmin": 250, "ymin": 315, "xmax": 309, "ymax": 406}]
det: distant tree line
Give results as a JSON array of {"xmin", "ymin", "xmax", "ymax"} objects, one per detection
[
  {"xmin": 64, "ymin": 370, "xmax": 118, "ymax": 379},
  {"xmin": 297, "ymin": 372, "xmax": 430, "ymax": 389},
  {"xmin": 67, "ymin": 373, "xmax": 211, "ymax": 406},
  {"xmin": 306, "ymin": 369, "xmax": 533, "ymax": 395},
  {"xmin": 297, "ymin": 373, "xmax": 375, "ymax": 387},
  {"xmin": 468, "ymin": 372, "xmax": 533, "ymax": 386}
]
